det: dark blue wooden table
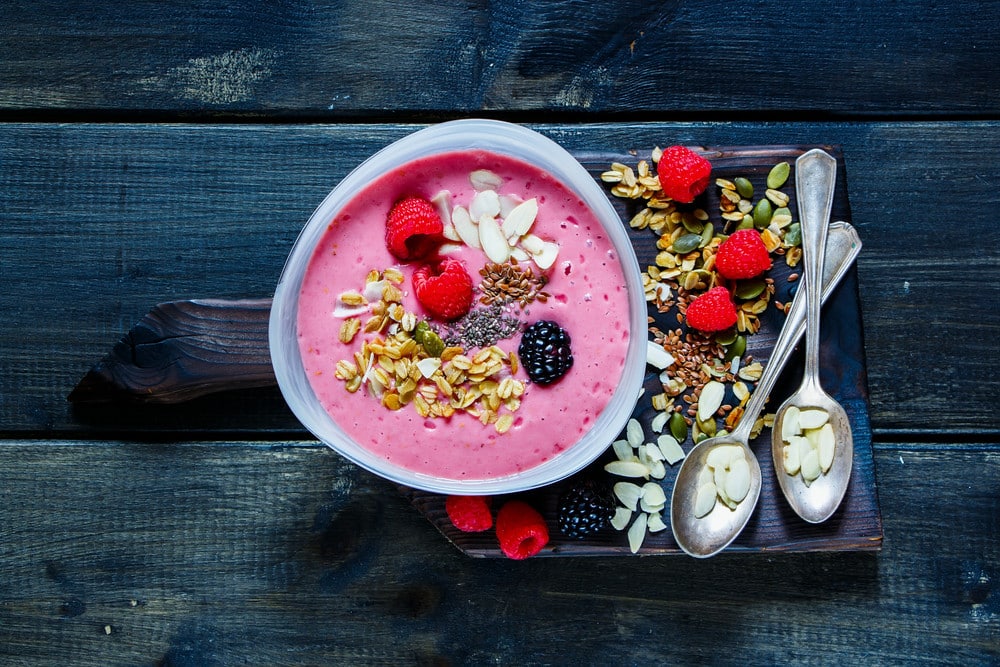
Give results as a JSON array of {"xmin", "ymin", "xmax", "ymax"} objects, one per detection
[{"xmin": 1, "ymin": 2, "xmax": 998, "ymax": 664}]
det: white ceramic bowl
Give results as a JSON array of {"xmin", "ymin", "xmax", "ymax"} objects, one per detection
[{"xmin": 270, "ymin": 119, "xmax": 646, "ymax": 494}]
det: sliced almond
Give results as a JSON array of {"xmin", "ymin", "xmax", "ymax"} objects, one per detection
[
  {"xmin": 640, "ymin": 482, "xmax": 666, "ymax": 510},
  {"xmin": 798, "ymin": 407, "xmax": 830, "ymax": 430},
  {"xmin": 498, "ymin": 193, "xmax": 523, "ymax": 218},
  {"xmin": 501, "ymin": 198, "xmax": 538, "ymax": 239},
  {"xmin": 430, "ymin": 190, "xmax": 453, "ymax": 225},
  {"xmin": 469, "ymin": 189, "xmax": 501, "ymax": 219},
  {"xmin": 782, "ymin": 443, "xmax": 801, "ymax": 475},
  {"xmin": 725, "ymin": 457, "xmax": 751, "ymax": 503},
  {"xmin": 518, "ymin": 233, "xmax": 545, "ymax": 255},
  {"xmin": 657, "ymin": 434, "xmax": 685, "ymax": 465},
  {"xmin": 706, "ymin": 444, "xmax": 742, "ymax": 470},
  {"xmin": 610, "ymin": 507, "xmax": 632, "ymax": 531},
  {"xmin": 650, "ymin": 411, "xmax": 669, "ymax": 434},
  {"xmin": 604, "ymin": 460, "xmax": 650, "ymax": 480},
  {"xmin": 646, "ymin": 512, "xmax": 667, "ymax": 533},
  {"xmin": 510, "ymin": 246, "xmax": 531, "ymax": 262},
  {"xmin": 470, "ymin": 169, "xmax": 503, "ymax": 191},
  {"xmin": 801, "ymin": 449, "xmax": 822, "ymax": 484},
  {"xmin": 694, "ymin": 481, "xmax": 717, "ymax": 518},
  {"xmin": 781, "ymin": 405, "xmax": 801, "ymax": 442},
  {"xmin": 415, "ymin": 357, "xmax": 442, "ymax": 379},
  {"xmin": 531, "ymin": 240, "xmax": 560, "ymax": 270},
  {"xmin": 626, "ymin": 418, "xmax": 644, "ymax": 448},
  {"xmin": 697, "ymin": 381, "xmax": 725, "ymax": 422},
  {"xmin": 613, "ymin": 482, "xmax": 644, "ymax": 510},
  {"xmin": 478, "ymin": 215, "xmax": 510, "ymax": 263},
  {"xmin": 646, "ymin": 341, "xmax": 676, "ymax": 370},
  {"xmin": 627, "ymin": 512, "xmax": 648, "ymax": 553},
  {"xmin": 451, "ymin": 206, "xmax": 480, "ymax": 249},
  {"xmin": 612, "ymin": 439, "xmax": 635, "ymax": 462},
  {"xmin": 817, "ymin": 423, "xmax": 836, "ymax": 472}
]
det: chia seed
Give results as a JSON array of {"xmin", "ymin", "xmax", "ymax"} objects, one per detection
[{"xmin": 442, "ymin": 303, "xmax": 522, "ymax": 349}]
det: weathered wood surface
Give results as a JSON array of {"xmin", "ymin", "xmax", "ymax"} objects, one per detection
[
  {"xmin": 0, "ymin": 441, "xmax": 994, "ymax": 665},
  {"xmin": 2, "ymin": 0, "xmax": 1000, "ymax": 659},
  {"xmin": 1, "ymin": 1, "xmax": 997, "ymax": 116},
  {"xmin": 2, "ymin": 122, "xmax": 998, "ymax": 436}
]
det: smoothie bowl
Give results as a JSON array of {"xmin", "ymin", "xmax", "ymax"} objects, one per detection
[{"xmin": 270, "ymin": 119, "xmax": 645, "ymax": 494}]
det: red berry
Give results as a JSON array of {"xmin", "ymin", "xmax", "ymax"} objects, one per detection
[
  {"xmin": 657, "ymin": 145, "xmax": 712, "ymax": 203},
  {"xmin": 495, "ymin": 500, "xmax": 549, "ymax": 560},
  {"xmin": 385, "ymin": 196, "xmax": 444, "ymax": 261},
  {"xmin": 412, "ymin": 258, "xmax": 474, "ymax": 321},
  {"xmin": 685, "ymin": 286, "xmax": 737, "ymax": 333},
  {"xmin": 715, "ymin": 229, "xmax": 773, "ymax": 280},
  {"xmin": 445, "ymin": 495, "xmax": 493, "ymax": 532}
]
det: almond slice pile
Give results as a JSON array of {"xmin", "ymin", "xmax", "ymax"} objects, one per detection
[
  {"xmin": 434, "ymin": 170, "xmax": 561, "ymax": 270},
  {"xmin": 779, "ymin": 406, "xmax": 835, "ymax": 485}
]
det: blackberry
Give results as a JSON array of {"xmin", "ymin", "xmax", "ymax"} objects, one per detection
[
  {"xmin": 518, "ymin": 320, "xmax": 573, "ymax": 385},
  {"xmin": 557, "ymin": 478, "xmax": 614, "ymax": 539}
]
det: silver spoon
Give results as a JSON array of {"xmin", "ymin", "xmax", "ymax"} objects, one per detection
[
  {"xmin": 770, "ymin": 150, "xmax": 854, "ymax": 523},
  {"xmin": 669, "ymin": 216, "xmax": 861, "ymax": 558}
]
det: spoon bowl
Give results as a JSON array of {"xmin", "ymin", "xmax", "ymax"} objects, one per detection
[
  {"xmin": 771, "ymin": 149, "xmax": 855, "ymax": 523},
  {"xmin": 772, "ymin": 392, "xmax": 854, "ymax": 523},
  {"xmin": 670, "ymin": 434, "xmax": 762, "ymax": 558}
]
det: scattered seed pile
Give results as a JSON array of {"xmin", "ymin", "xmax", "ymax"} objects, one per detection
[{"xmin": 598, "ymin": 150, "xmax": 805, "ymax": 551}]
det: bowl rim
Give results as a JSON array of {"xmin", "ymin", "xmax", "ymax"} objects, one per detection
[{"xmin": 269, "ymin": 118, "xmax": 647, "ymax": 494}]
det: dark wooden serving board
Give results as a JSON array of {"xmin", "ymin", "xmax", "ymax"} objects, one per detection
[{"xmin": 71, "ymin": 144, "xmax": 881, "ymax": 557}]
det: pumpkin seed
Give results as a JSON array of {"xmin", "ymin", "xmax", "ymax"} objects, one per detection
[
  {"xmin": 682, "ymin": 216, "xmax": 704, "ymax": 234},
  {"xmin": 669, "ymin": 411, "xmax": 688, "ymax": 443},
  {"xmin": 671, "ymin": 233, "xmax": 702, "ymax": 254},
  {"xmin": 738, "ymin": 214, "xmax": 755, "ymax": 230},
  {"xmin": 725, "ymin": 334, "xmax": 746, "ymax": 361},
  {"xmin": 734, "ymin": 177, "xmax": 754, "ymax": 199},
  {"xmin": 735, "ymin": 278, "xmax": 767, "ymax": 300},
  {"xmin": 767, "ymin": 161, "xmax": 790, "ymax": 189},
  {"xmin": 715, "ymin": 329, "xmax": 738, "ymax": 346},
  {"xmin": 699, "ymin": 222, "xmax": 714, "ymax": 248},
  {"xmin": 753, "ymin": 198, "xmax": 773, "ymax": 229},
  {"xmin": 784, "ymin": 222, "xmax": 802, "ymax": 247}
]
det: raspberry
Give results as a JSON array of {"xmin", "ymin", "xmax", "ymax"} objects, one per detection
[
  {"xmin": 445, "ymin": 495, "xmax": 492, "ymax": 532},
  {"xmin": 685, "ymin": 286, "xmax": 737, "ymax": 332},
  {"xmin": 557, "ymin": 478, "xmax": 614, "ymax": 539},
  {"xmin": 495, "ymin": 500, "xmax": 549, "ymax": 560},
  {"xmin": 518, "ymin": 320, "xmax": 573, "ymax": 385},
  {"xmin": 412, "ymin": 258, "xmax": 474, "ymax": 321},
  {"xmin": 656, "ymin": 145, "xmax": 712, "ymax": 204},
  {"xmin": 715, "ymin": 229, "xmax": 773, "ymax": 280},
  {"xmin": 385, "ymin": 196, "xmax": 444, "ymax": 261}
]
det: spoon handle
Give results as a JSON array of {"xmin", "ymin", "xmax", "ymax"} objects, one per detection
[
  {"xmin": 729, "ymin": 221, "xmax": 860, "ymax": 442},
  {"xmin": 795, "ymin": 149, "xmax": 838, "ymax": 393}
]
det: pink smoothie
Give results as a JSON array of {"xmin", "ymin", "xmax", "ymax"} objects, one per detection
[{"xmin": 297, "ymin": 149, "xmax": 631, "ymax": 481}]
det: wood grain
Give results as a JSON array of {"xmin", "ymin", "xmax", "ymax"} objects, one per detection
[
  {"xmin": 1, "ymin": 123, "xmax": 998, "ymax": 437},
  {"xmin": 1, "ymin": 1, "xmax": 997, "ymax": 116},
  {"xmin": 0, "ymin": 440, "xmax": 993, "ymax": 665},
  {"xmin": 69, "ymin": 299, "xmax": 274, "ymax": 404}
]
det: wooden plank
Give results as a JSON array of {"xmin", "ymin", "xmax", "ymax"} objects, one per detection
[
  {"xmin": 1, "ymin": 122, "xmax": 998, "ymax": 436},
  {"xmin": 0, "ymin": 441, "xmax": 994, "ymax": 665},
  {"xmin": 1, "ymin": 1, "xmax": 997, "ymax": 115}
]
